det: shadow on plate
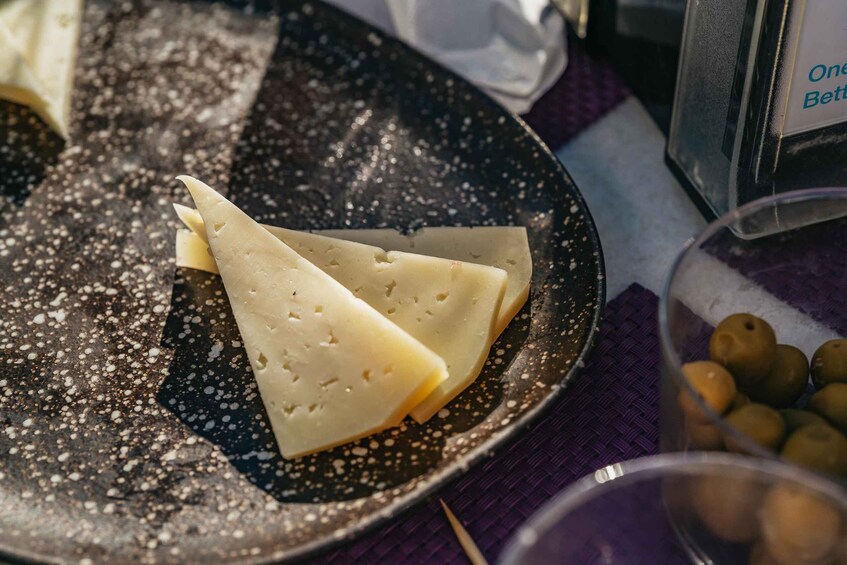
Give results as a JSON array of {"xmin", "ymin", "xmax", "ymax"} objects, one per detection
[
  {"xmin": 157, "ymin": 268, "xmax": 524, "ymax": 503},
  {"xmin": 156, "ymin": 0, "xmax": 533, "ymax": 504},
  {"xmin": 0, "ymin": 102, "xmax": 64, "ymax": 208}
]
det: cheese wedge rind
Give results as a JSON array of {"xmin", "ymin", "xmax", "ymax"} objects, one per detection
[
  {"xmin": 181, "ymin": 176, "xmax": 448, "ymax": 458},
  {"xmin": 173, "ymin": 205, "xmax": 509, "ymax": 423}
]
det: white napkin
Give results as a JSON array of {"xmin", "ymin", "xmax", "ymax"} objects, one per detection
[{"xmin": 327, "ymin": 0, "xmax": 567, "ymax": 114}]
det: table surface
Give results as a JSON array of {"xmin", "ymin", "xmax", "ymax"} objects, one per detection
[
  {"xmin": 313, "ymin": 17, "xmax": 846, "ymax": 563},
  {"xmin": 6, "ymin": 5, "xmax": 836, "ymax": 562},
  {"xmin": 308, "ymin": 29, "xmax": 707, "ymax": 564}
]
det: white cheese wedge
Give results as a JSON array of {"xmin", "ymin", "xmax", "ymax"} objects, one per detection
[
  {"xmin": 173, "ymin": 201, "xmax": 509, "ymax": 423},
  {"xmin": 317, "ymin": 227, "xmax": 531, "ymax": 335},
  {"xmin": 181, "ymin": 176, "xmax": 448, "ymax": 458},
  {"xmin": 174, "ymin": 206, "xmax": 531, "ymax": 335},
  {"xmin": 175, "ymin": 228, "xmax": 217, "ymax": 274},
  {"xmin": 0, "ymin": 0, "xmax": 82, "ymax": 138}
]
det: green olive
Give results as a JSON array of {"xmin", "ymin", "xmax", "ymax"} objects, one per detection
[
  {"xmin": 746, "ymin": 344, "xmax": 809, "ymax": 408},
  {"xmin": 731, "ymin": 391, "xmax": 751, "ymax": 411},
  {"xmin": 686, "ymin": 421, "xmax": 724, "ymax": 450},
  {"xmin": 748, "ymin": 542, "xmax": 780, "ymax": 565},
  {"xmin": 811, "ymin": 339, "xmax": 847, "ymax": 389},
  {"xmin": 723, "ymin": 403, "xmax": 785, "ymax": 453},
  {"xmin": 691, "ymin": 473, "xmax": 763, "ymax": 543},
  {"xmin": 760, "ymin": 483, "xmax": 842, "ymax": 565},
  {"xmin": 835, "ymin": 536, "xmax": 847, "ymax": 565},
  {"xmin": 781, "ymin": 424, "xmax": 847, "ymax": 477},
  {"xmin": 710, "ymin": 313, "xmax": 777, "ymax": 387},
  {"xmin": 779, "ymin": 409, "xmax": 827, "ymax": 434},
  {"xmin": 807, "ymin": 383, "xmax": 847, "ymax": 435},
  {"xmin": 678, "ymin": 361, "xmax": 737, "ymax": 423}
]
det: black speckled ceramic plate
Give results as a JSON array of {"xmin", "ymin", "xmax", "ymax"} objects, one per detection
[{"xmin": 0, "ymin": 1, "xmax": 604, "ymax": 563}]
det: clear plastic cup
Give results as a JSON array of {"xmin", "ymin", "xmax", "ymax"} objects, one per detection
[
  {"xmin": 658, "ymin": 188, "xmax": 847, "ymax": 464},
  {"xmin": 499, "ymin": 453, "xmax": 847, "ymax": 564}
]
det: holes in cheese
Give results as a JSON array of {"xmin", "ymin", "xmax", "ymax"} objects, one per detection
[
  {"xmin": 173, "ymin": 200, "xmax": 511, "ymax": 424},
  {"xmin": 180, "ymin": 176, "xmax": 449, "ymax": 458},
  {"xmin": 317, "ymin": 226, "xmax": 532, "ymax": 336},
  {"xmin": 321, "ymin": 329, "xmax": 339, "ymax": 347},
  {"xmin": 384, "ymin": 280, "xmax": 397, "ymax": 297}
]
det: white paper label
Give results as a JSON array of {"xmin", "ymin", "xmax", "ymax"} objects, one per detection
[{"xmin": 783, "ymin": 0, "xmax": 847, "ymax": 136}]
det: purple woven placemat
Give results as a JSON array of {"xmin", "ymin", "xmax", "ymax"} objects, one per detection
[
  {"xmin": 311, "ymin": 283, "xmax": 661, "ymax": 564},
  {"xmin": 522, "ymin": 35, "xmax": 631, "ymax": 150}
]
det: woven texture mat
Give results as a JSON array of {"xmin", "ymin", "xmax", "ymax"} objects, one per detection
[
  {"xmin": 312, "ymin": 284, "xmax": 661, "ymax": 563},
  {"xmin": 523, "ymin": 34, "xmax": 630, "ymax": 150}
]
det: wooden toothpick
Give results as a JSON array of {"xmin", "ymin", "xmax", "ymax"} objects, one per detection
[{"xmin": 440, "ymin": 499, "xmax": 489, "ymax": 565}]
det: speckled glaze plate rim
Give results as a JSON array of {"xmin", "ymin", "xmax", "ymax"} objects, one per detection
[
  {"xmin": 268, "ymin": 172, "xmax": 606, "ymax": 564},
  {"xmin": 0, "ymin": 4, "xmax": 605, "ymax": 563},
  {"xmin": 242, "ymin": 7, "xmax": 606, "ymax": 562}
]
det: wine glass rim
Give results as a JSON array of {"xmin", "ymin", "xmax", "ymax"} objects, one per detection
[
  {"xmin": 657, "ymin": 187, "xmax": 847, "ymax": 457},
  {"xmin": 498, "ymin": 451, "xmax": 847, "ymax": 565}
]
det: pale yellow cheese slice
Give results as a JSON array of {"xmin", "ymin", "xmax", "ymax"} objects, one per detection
[
  {"xmin": 0, "ymin": 0, "xmax": 82, "ymax": 138},
  {"xmin": 173, "ymin": 203, "xmax": 509, "ymax": 423},
  {"xmin": 175, "ymin": 228, "xmax": 217, "ymax": 274},
  {"xmin": 318, "ymin": 227, "xmax": 532, "ymax": 335},
  {"xmin": 182, "ymin": 176, "xmax": 448, "ymax": 458},
  {"xmin": 175, "ymin": 207, "xmax": 531, "ymax": 335}
]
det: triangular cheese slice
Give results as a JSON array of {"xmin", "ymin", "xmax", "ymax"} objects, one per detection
[
  {"xmin": 0, "ymin": 0, "xmax": 81, "ymax": 138},
  {"xmin": 174, "ymin": 191, "xmax": 509, "ymax": 423},
  {"xmin": 175, "ymin": 228, "xmax": 217, "ymax": 274},
  {"xmin": 182, "ymin": 176, "xmax": 448, "ymax": 458},
  {"xmin": 174, "ymin": 207, "xmax": 531, "ymax": 335},
  {"xmin": 318, "ymin": 227, "xmax": 532, "ymax": 335}
]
